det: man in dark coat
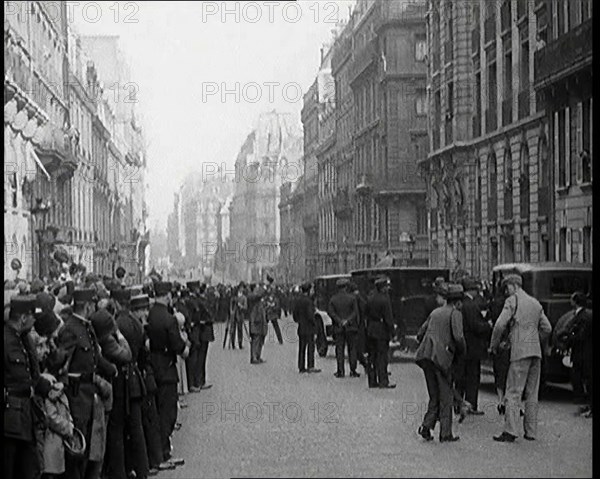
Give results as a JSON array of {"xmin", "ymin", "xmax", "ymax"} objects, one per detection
[
  {"xmin": 265, "ymin": 276, "xmax": 284, "ymax": 344},
  {"xmin": 4, "ymin": 296, "xmax": 52, "ymax": 479},
  {"xmin": 562, "ymin": 292, "xmax": 593, "ymax": 417},
  {"xmin": 249, "ymin": 286, "xmax": 268, "ymax": 364},
  {"xmin": 196, "ymin": 283, "xmax": 215, "ymax": 389},
  {"xmin": 365, "ymin": 277, "xmax": 396, "ymax": 388},
  {"xmin": 328, "ymin": 278, "xmax": 360, "ymax": 378},
  {"xmin": 292, "ymin": 282, "xmax": 321, "ymax": 373},
  {"xmin": 146, "ymin": 282, "xmax": 187, "ymax": 466},
  {"xmin": 349, "ymin": 282, "xmax": 368, "ymax": 370},
  {"xmin": 455, "ymin": 277, "xmax": 492, "ymax": 415}
]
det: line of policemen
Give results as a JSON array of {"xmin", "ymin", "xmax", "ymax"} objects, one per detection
[
  {"xmin": 291, "ymin": 276, "xmax": 398, "ymax": 388},
  {"xmin": 4, "ymin": 275, "xmax": 218, "ymax": 479}
]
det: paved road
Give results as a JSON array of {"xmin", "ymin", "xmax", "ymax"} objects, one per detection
[{"xmin": 160, "ymin": 315, "xmax": 592, "ymax": 478}]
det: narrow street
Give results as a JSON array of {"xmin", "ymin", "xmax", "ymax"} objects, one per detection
[{"xmin": 164, "ymin": 315, "xmax": 593, "ymax": 478}]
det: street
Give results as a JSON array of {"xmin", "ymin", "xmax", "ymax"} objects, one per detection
[{"xmin": 162, "ymin": 315, "xmax": 593, "ymax": 478}]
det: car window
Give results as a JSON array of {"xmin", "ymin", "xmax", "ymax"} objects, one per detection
[{"xmin": 549, "ymin": 274, "xmax": 591, "ymax": 296}]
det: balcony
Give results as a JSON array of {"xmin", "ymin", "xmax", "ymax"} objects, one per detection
[
  {"xmin": 34, "ymin": 125, "xmax": 78, "ymax": 175},
  {"xmin": 349, "ymin": 39, "xmax": 378, "ymax": 85},
  {"xmin": 355, "ymin": 173, "xmax": 373, "ymax": 195},
  {"xmin": 534, "ymin": 19, "xmax": 593, "ymax": 89},
  {"xmin": 485, "ymin": 108, "xmax": 497, "ymax": 133},
  {"xmin": 502, "ymin": 97, "xmax": 513, "ymax": 126},
  {"xmin": 333, "ymin": 187, "xmax": 352, "ymax": 218},
  {"xmin": 518, "ymin": 89, "xmax": 530, "ymax": 119},
  {"xmin": 484, "ymin": 16, "xmax": 496, "ymax": 44}
]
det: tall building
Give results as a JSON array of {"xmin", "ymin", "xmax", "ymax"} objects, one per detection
[
  {"xmin": 533, "ymin": 0, "xmax": 593, "ymax": 264},
  {"xmin": 421, "ymin": 0, "xmax": 592, "ymax": 279}
]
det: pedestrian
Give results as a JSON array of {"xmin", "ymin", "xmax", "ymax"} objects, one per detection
[
  {"xmin": 365, "ymin": 277, "xmax": 396, "ymax": 388},
  {"xmin": 560, "ymin": 292, "xmax": 592, "ymax": 417},
  {"xmin": 454, "ymin": 276, "xmax": 492, "ymax": 416},
  {"xmin": 292, "ymin": 282, "xmax": 321, "ymax": 374},
  {"xmin": 265, "ymin": 276, "xmax": 284, "ymax": 345},
  {"xmin": 196, "ymin": 283, "xmax": 215, "ymax": 389},
  {"xmin": 415, "ymin": 283, "xmax": 466, "ymax": 442},
  {"xmin": 490, "ymin": 274, "xmax": 552, "ymax": 442},
  {"xmin": 146, "ymin": 282, "xmax": 187, "ymax": 467},
  {"xmin": 184, "ymin": 281, "xmax": 203, "ymax": 391},
  {"xmin": 349, "ymin": 282, "xmax": 368, "ymax": 371},
  {"xmin": 328, "ymin": 278, "xmax": 360, "ymax": 378},
  {"xmin": 249, "ymin": 286, "xmax": 268, "ymax": 364},
  {"xmin": 173, "ymin": 310, "xmax": 191, "ymax": 396},
  {"xmin": 231, "ymin": 286, "xmax": 247, "ymax": 349}
]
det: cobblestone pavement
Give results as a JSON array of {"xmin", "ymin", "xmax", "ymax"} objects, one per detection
[{"xmin": 160, "ymin": 315, "xmax": 593, "ymax": 478}]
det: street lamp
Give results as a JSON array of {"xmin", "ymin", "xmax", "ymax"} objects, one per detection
[
  {"xmin": 31, "ymin": 197, "xmax": 52, "ymax": 279},
  {"xmin": 109, "ymin": 243, "xmax": 118, "ymax": 278}
]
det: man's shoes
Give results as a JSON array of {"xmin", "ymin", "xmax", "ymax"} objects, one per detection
[
  {"xmin": 158, "ymin": 461, "xmax": 176, "ymax": 470},
  {"xmin": 493, "ymin": 432, "xmax": 517, "ymax": 442},
  {"xmin": 524, "ymin": 434, "xmax": 536, "ymax": 441},
  {"xmin": 169, "ymin": 458, "xmax": 185, "ymax": 467},
  {"xmin": 469, "ymin": 409, "xmax": 485, "ymax": 416},
  {"xmin": 239, "ymin": 345, "xmax": 243, "ymax": 349},
  {"xmin": 179, "ymin": 401, "xmax": 188, "ymax": 408},
  {"xmin": 258, "ymin": 358, "xmax": 266, "ymax": 363},
  {"xmin": 148, "ymin": 467, "xmax": 159, "ymax": 476},
  {"xmin": 334, "ymin": 372, "xmax": 345, "ymax": 378},
  {"xmin": 299, "ymin": 369, "xmax": 308, "ymax": 373},
  {"xmin": 458, "ymin": 403, "xmax": 469, "ymax": 424},
  {"xmin": 189, "ymin": 386, "xmax": 201, "ymax": 393},
  {"xmin": 418, "ymin": 426, "xmax": 433, "ymax": 441},
  {"xmin": 350, "ymin": 371, "xmax": 360, "ymax": 378},
  {"xmin": 379, "ymin": 383, "xmax": 396, "ymax": 389},
  {"xmin": 174, "ymin": 422, "xmax": 182, "ymax": 431},
  {"xmin": 250, "ymin": 360, "xmax": 259, "ymax": 364},
  {"xmin": 307, "ymin": 368, "xmax": 322, "ymax": 373},
  {"xmin": 200, "ymin": 384, "xmax": 213, "ymax": 390},
  {"xmin": 368, "ymin": 384, "xmax": 379, "ymax": 388},
  {"xmin": 440, "ymin": 435, "xmax": 460, "ymax": 442}
]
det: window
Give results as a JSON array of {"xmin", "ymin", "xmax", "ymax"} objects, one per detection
[
  {"xmin": 488, "ymin": 152, "xmax": 498, "ymax": 221},
  {"xmin": 558, "ymin": 227, "xmax": 567, "ymax": 261},
  {"xmin": 556, "ymin": 109, "xmax": 568, "ymax": 187},
  {"xmin": 447, "ymin": 81, "xmax": 454, "ymax": 116},
  {"xmin": 417, "ymin": 205, "xmax": 427, "ymax": 235},
  {"xmin": 581, "ymin": 98, "xmax": 592, "ymax": 183},
  {"xmin": 416, "ymin": 89, "xmax": 428, "ymax": 115},
  {"xmin": 415, "ymin": 35, "xmax": 427, "ymax": 62},
  {"xmin": 583, "ymin": 226, "xmax": 592, "ymax": 262}
]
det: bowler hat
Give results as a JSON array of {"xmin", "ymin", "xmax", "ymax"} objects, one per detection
[
  {"xmin": 501, "ymin": 274, "xmax": 523, "ymax": 289},
  {"xmin": 336, "ymin": 278, "xmax": 350, "ymax": 287},
  {"xmin": 128, "ymin": 285, "xmax": 143, "ymax": 297},
  {"xmin": 301, "ymin": 282, "xmax": 312, "ymax": 293},
  {"xmin": 111, "ymin": 289, "xmax": 131, "ymax": 304},
  {"xmin": 115, "ymin": 267, "xmax": 126, "ymax": 279},
  {"xmin": 10, "ymin": 295, "xmax": 37, "ymax": 318},
  {"xmin": 446, "ymin": 283, "xmax": 465, "ymax": 300},
  {"xmin": 154, "ymin": 281, "xmax": 173, "ymax": 297},
  {"xmin": 73, "ymin": 289, "xmax": 96, "ymax": 304},
  {"xmin": 90, "ymin": 309, "xmax": 116, "ymax": 340},
  {"xmin": 130, "ymin": 294, "xmax": 150, "ymax": 311}
]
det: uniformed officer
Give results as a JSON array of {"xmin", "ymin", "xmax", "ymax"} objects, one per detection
[
  {"xmin": 365, "ymin": 277, "xmax": 396, "ymax": 388},
  {"xmin": 5, "ymin": 295, "xmax": 50, "ymax": 479},
  {"xmin": 185, "ymin": 282, "xmax": 214, "ymax": 390},
  {"xmin": 328, "ymin": 278, "xmax": 360, "ymax": 378},
  {"xmin": 196, "ymin": 283, "xmax": 215, "ymax": 389},
  {"xmin": 146, "ymin": 282, "xmax": 187, "ymax": 466},
  {"xmin": 292, "ymin": 282, "xmax": 321, "ymax": 373},
  {"xmin": 56, "ymin": 288, "xmax": 113, "ymax": 479}
]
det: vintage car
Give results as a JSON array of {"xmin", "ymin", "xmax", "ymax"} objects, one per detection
[
  {"xmin": 313, "ymin": 274, "xmax": 351, "ymax": 357},
  {"xmin": 485, "ymin": 262, "xmax": 593, "ymax": 384},
  {"xmin": 350, "ymin": 267, "xmax": 451, "ymax": 350}
]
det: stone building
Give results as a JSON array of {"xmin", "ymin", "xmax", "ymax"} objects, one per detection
[
  {"xmin": 533, "ymin": 0, "xmax": 593, "ymax": 264},
  {"xmin": 278, "ymin": 178, "xmax": 305, "ymax": 285}
]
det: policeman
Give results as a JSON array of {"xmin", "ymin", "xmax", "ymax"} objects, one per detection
[
  {"xmin": 365, "ymin": 277, "xmax": 396, "ymax": 388},
  {"xmin": 292, "ymin": 282, "xmax": 321, "ymax": 374},
  {"xmin": 4, "ymin": 295, "xmax": 50, "ymax": 479},
  {"xmin": 265, "ymin": 275, "xmax": 284, "ymax": 344},
  {"xmin": 132, "ymin": 294, "xmax": 174, "ymax": 475},
  {"xmin": 57, "ymin": 288, "xmax": 114, "ymax": 479},
  {"xmin": 184, "ymin": 281, "xmax": 203, "ymax": 391},
  {"xmin": 146, "ymin": 281, "xmax": 187, "ymax": 466},
  {"xmin": 328, "ymin": 278, "xmax": 360, "ymax": 378},
  {"xmin": 196, "ymin": 283, "xmax": 215, "ymax": 389}
]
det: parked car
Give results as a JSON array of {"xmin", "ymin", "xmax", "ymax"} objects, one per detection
[
  {"xmin": 350, "ymin": 267, "xmax": 451, "ymax": 349},
  {"xmin": 313, "ymin": 274, "xmax": 351, "ymax": 357},
  {"xmin": 485, "ymin": 262, "xmax": 593, "ymax": 384}
]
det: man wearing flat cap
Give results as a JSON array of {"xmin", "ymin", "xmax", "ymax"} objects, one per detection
[
  {"xmin": 453, "ymin": 276, "xmax": 493, "ymax": 416},
  {"xmin": 5, "ymin": 295, "xmax": 52, "ymax": 479},
  {"xmin": 292, "ymin": 282, "xmax": 321, "ymax": 374},
  {"xmin": 328, "ymin": 278, "xmax": 360, "ymax": 378},
  {"xmin": 366, "ymin": 277, "xmax": 396, "ymax": 388},
  {"xmin": 146, "ymin": 281, "xmax": 186, "ymax": 466},
  {"xmin": 415, "ymin": 283, "xmax": 466, "ymax": 442},
  {"xmin": 490, "ymin": 274, "xmax": 552, "ymax": 442}
]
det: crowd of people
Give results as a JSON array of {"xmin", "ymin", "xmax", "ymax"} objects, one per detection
[{"xmin": 4, "ymin": 262, "xmax": 593, "ymax": 479}]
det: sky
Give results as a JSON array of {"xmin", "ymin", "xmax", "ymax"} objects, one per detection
[{"xmin": 72, "ymin": 1, "xmax": 353, "ymax": 233}]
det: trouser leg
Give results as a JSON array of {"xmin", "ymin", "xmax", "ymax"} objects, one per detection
[
  {"xmin": 199, "ymin": 341, "xmax": 209, "ymax": 386},
  {"xmin": 522, "ymin": 357, "xmax": 541, "ymax": 438},
  {"xmin": 156, "ymin": 383, "xmax": 178, "ymax": 459},
  {"xmin": 366, "ymin": 336, "xmax": 378, "ymax": 386},
  {"xmin": 307, "ymin": 334, "xmax": 315, "ymax": 370},
  {"xmin": 347, "ymin": 332, "xmax": 358, "ymax": 372},
  {"xmin": 257, "ymin": 334, "xmax": 265, "ymax": 359},
  {"xmin": 141, "ymin": 394, "xmax": 164, "ymax": 468},
  {"xmin": 504, "ymin": 358, "xmax": 530, "ymax": 437},
  {"xmin": 4, "ymin": 438, "xmax": 39, "ymax": 479},
  {"xmin": 422, "ymin": 364, "xmax": 440, "ymax": 431},
  {"xmin": 376, "ymin": 340, "xmax": 389, "ymax": 386},
  {"xmin": 437, "ymin": 369, "xmax": 454, "ymax": 439},
  {"xmin": 236, "ymin": 320, "xmax": 244, "ymax": 348},
  {"xmin": 105, "ymin": 392, "xmax": 127, "ymax": 479},
  {"xmin": 452, "ymin": 356, "xmax": 466, "ymax": 410},
  {"xmin": 126, "ymin": 399, "xmax": 149, "ymax": 478},
  {"xmin": 271, "ymin": 318, "xmax": 283, "ymax": 344},
  {"xmin": 335, "ymin": 331, "xmax": 346, "ymax": 375},
  {"xmin": 571, "ymin": 359, "xmax": 585, "ymax": 400},
  {"xmin": 298, "ymin": 335, "xmax": 307, "ymax": 370},
  {"xmin": 464, "ymin": 359, "xmax": 482, "ymax": 410}
]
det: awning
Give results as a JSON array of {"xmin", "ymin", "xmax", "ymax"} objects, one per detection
[{"xmin": 26, "ymin": 141, "xmax": 51, "ymax": 181}]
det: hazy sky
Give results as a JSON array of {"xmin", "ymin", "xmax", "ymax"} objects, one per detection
[{"xmin": 73, "ymin": 1, "xmax": 352, "ymax": 232}]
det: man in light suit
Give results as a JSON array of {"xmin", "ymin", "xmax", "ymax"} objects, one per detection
[{"xmin": 490, "ymin": 274, "xmax": 552, "ymax": 442}]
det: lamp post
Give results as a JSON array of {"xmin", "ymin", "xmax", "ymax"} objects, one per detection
[
  {"xmin": 109, "ymin": 243, "xmax": 118, "ymax": 278},
  {"xmin": 31, "ymin": 197, "xmax": 52, "ymax": 279}
]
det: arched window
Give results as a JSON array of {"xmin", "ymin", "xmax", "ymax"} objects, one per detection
[
  {"xmin": 538, "ymin": 136, "xmax": 550, "ymax": 217},
  {"xmin": 487, "ymin": 151, "xmax": 497, "ymax": 222}
]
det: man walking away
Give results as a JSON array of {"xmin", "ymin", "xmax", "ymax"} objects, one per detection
[
  {"xmin": 490, "ymin": 274, "xmax": 552, "ymax": 442},
  {"xmin": 293, "ymin": 282, "xmax": 321, "ymax": 374},
  {"xmin": 328, "ymin": 278, "xmax": 360, "ymax": 378},
  {"xmin": 249, "ymin": 286, "xmax": 268, "ymax": 364},
  {"xmin": 265, "ymin": 276, "xmax": 283, "ymax": 344},
  {"xmin": 416, "ymin": 283, "xmax": 466, "ymax": 442}
]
